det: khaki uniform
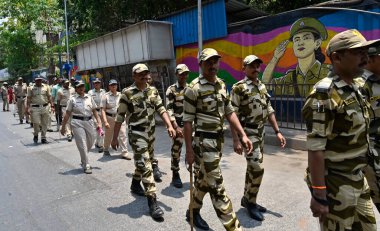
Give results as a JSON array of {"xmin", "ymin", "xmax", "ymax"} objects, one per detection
[
  {"xmin": 1, "ymin": 86, "xmax": 9, "ymax": 111},
  {"xmin": 184, "ymin": 75, "xmax": 241, "ymax": 231},
  {"xmin": 361, "ymin": 69, "xmax": 380, "ymax": 212},
  {"xmin": 230, "ymin": 77, "xmax": 274, "ymax": 204},
  {"xmin": 13, "ymin": 83, "xmax": 27, "ymax": 120},
  {"xmin": 302, "ymin": 74, "xmax": 376, "ymax": 230},
  {"xmin": 27, "ymin": 83, "xmax": 51, "ymax": 139},
  {"xmin": 57, "ymin": 87, "xmax": 74, "ymax": 137},
  {"xmin": 88, "ymin": 88, "xmax": 106, "ymax": 147},
  {"xmin": 165, "ymin": 82, "xmax": 187, "ymax": 171},
  {"xmin": 66, "ymin": 93, "xmax": 97, "ymax": 166},
  {"xmin": 116, "ymin": 83, "xmax": 166, "ymax": 196},
  {"xmin": 271, "ymin": 61, "xmax": 330, "ymax": 97},
  {"xmin": 101, "ymin": 91, "xmax": 128, "ymax": 157}
]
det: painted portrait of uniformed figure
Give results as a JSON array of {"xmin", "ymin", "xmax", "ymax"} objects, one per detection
[{"xmin": 262, "ymin": 17, "xmax": 330, "ymax": 97}]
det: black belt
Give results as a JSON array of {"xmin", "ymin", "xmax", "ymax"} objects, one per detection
[
  {"xmin": 72, "ymin": 115, "xmax": 92, "ymax": 121},
  {"xmin": 129, "ymin": 125, "xmax": 146, "ymax": 132},
  {"xmin": 244, "ymin": 123, "xmax": 259, "ymax": 129},
  {"xmin": 96, "ymin": 108, "xmax": 100, "ymax": 112},
  {"xmin": 31, "ymin": 103, "xmax": 48, "ymax": 107},
  {"xmin": 106, "ymin": 112, "xmax": 116, "ymax": 117},
  {"xmin": 194, "ymin": 131, "xmax": 223, "ymax": 139},
  {"xmin": 17, "ymin": 96, "xmax": 26, "ymax": 98},
  {"xmin": 61, "ymin": 105, "xmax": 66, "ymax": 108}
]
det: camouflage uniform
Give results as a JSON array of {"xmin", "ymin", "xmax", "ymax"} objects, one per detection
[
  {"xmin": 302, "ymin": 74, "xmax": 376, "ymax": 230},
  {"xmin": 165, "ymin": 81, "xmax": 187, "ymax": 171},
  {"xmin": 361, "ymin": 69, "xmax": 380, "ymax": 212},
  {"xmin": 88, "ymin": 87, "xmax": 106, "ymax": 148},
  {"xmin": 184, "ymin": 75, "xmax": 241, "ymax": 231},
  {"xmin": 116, "ymin": 83, "xmax": 166, "ymax": 195},
  {"xmin": 230, "ymin": 77, "xmax": 274, "ymax": 204}
]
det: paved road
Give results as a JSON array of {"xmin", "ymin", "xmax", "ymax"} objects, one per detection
[{"xmin": 0, "ymin": 109, "xmax": 379, "ymax": 231}]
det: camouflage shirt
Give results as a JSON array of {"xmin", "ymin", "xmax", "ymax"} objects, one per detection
[
  {"xmin": 231, "ymin": 77, "xmax": 274, "ymax": 137},
  {"xmin": 361, "ymin": 69, "xmax": 380, "ymax": 136},
  {"xmin": 165, "ymin": 82, "xmax": 187, "ymax": 125},
  {"xmin": 116, "ymin": 83, "xmax": 166, "ymax": 129},
  {"xmin": 183, "ymin": 75, "xmax": 234, "ymax": 133},
  {"xmin": 302, "ymin": 74, "xmax": 371, "ymax": 173}
]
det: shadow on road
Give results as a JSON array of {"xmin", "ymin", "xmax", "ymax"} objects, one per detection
[
  {"xmin": 160, "ymin": 182, "xmax": 189, "ymax": 198},
  {"xmin": 236, "ymin": 208, "xmax": 262, "ymax": 228},
  {"xmin": 97, "ymin": 155, "xmax": 122, "ymax": 162},
  {"xmin": 59, "ymin": 166, "xmax": 102, "ymax": 175}
]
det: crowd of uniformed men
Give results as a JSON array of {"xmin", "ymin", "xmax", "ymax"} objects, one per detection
[{"xmin": 2, "ymin": 27, "xmax": 380, "ymax": 231}]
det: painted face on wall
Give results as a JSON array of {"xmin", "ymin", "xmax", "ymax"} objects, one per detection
[{"xmin": 292, "ymin": 31, "xmax": 321, "ymax": 59}]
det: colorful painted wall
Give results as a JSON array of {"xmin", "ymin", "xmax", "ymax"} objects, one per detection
[{"xmin": 175, "ymin": 7, "xmax": 380, "ymax": 92}]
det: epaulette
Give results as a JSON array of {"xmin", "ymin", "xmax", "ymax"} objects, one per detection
[{"xmin": 315, "ymin": 77, "xmax": 333, "ymax": 94}]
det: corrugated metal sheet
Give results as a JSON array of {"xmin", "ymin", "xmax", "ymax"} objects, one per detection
[{"xmin": 161, "ymin": 0, "xmax": 227, "ymax": 46}]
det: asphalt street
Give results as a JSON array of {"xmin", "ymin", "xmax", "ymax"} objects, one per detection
[{"xmin": 0, "ymin": 108, "xmax": 379, "ymax": 231}]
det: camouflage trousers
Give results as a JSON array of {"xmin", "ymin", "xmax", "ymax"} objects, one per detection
[
  {"xmin": 244, "ymin": 139, "xmax": 264, "ymax": 204},
  {"xmin": 171, "ymin": 133, "xmax": 183, "ymax": 171},
  {"xmin": 128, "ymin": 130, "xmax": 156, "ymax": 196},
  {"xmin": 306, "ymin": 170, "xmax": 376, "ymax": 231},
  {"xmin": 191, "ymin": 135, "xmax": 241, "ymax": 231},
  {"xmin": 363, "ymin": 139, "xmax": 380, "ymax": 212}
]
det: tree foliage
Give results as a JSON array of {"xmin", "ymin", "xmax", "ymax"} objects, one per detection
[{"xmin": 247, "ymin": 0, "xmax": 327, "ymax": 14}]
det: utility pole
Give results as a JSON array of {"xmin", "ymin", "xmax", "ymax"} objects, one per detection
[
  {"xmin": 198, "ymin": 0, "xmax": 202, "ymax": 74},
  {"xmin": 64, "ymin": 0, "xmax": 70, "ymax": 78}
]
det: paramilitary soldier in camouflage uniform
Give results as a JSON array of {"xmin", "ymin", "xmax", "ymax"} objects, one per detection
[
  {"xmin": 111, "ymin": 63, "xmax": 175, "ymax": 220},
  {"xmin": 230, "ymin": 55, "xmax": 286, "ymax": 221},
  {"xmin": 88, "ymin": 78, "xmax": 106, "ymax": 152},
  {"xmin": 13, "ymin": 77, "xmax": 28, "ymax": 124},
  {"xmin": 165, "ymin": 63, "xmax": 189, "ymax": 188},
  {"xmin": 184, "ymin": 48, "xmax": 253, "ymax": 231},
  {"xmin": 302, "ymin": 29, "xmax": 377, "ymax": 230},
  {"xmin": 26, "ymin": 75, "xmax": 54, "ymax": 144},
  {"xmin": 360, "ymin": 41, "xmax": 380, "ymax": 213}
]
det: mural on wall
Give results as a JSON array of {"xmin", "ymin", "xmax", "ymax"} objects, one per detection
[{"xmin": 175, "ymin": 8, "xmax": 380, "ymax": 96}]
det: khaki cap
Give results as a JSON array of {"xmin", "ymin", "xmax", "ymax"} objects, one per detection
[
  {"xmin": 132, "ymin": 63, "xmax": 149, "ymax": 74},
  {"xmin": 93, "ymin": 78, "xmax": 101, "ymax": 83},
  {"xmin": 289, "ymin": 17, "xmax": 327, "ymax": 41},
  {"xmin": 18, "ymin": 77, "xmax": 23, "ymax": 81},
  {"xmin": 368, "ymin": 41, "xmax": 380, "ymax": 56},
  {"xmin": 74, "ymin": 80, "xmax": 85, "ymax": 88},
  {"xmin": 326, "ymin": 29, "xmax": 380, "ymax": 56},
  {"xmin": 243, "ymin": 55, "xmax": 263, "ymax": 65},
  {"xmin": 176, "ymin": 64, "xmax": 190, "ymax": 75},
  {"xmin": 3, "ymin": 82, "xmax": 8, "ymax": 85},
  {"xmin": 198, "ymin": 48, "xmax": 221, "ymax": 64}
]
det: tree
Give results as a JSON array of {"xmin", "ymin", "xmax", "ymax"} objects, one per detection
[{"xmin": 247, "ymin": 0, "xmax": 327, "ymax": 14}]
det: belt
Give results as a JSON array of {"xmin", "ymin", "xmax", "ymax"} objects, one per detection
[
  {"xmin": 17, "ymin": 96, "xmax": 26, "ymax": 99},
  {"xmin": 31, "ymin": 103, "xmax": 48, "ymax": 108},
  {"xmin": 96, "ymin": 108, "xmax": 100, "ymax": 112},
  {"xmin": 244, "ymin": 123, "xmax": 259, "ymax": 129},
  {"xmin": 129, "ymin": 125, "xmax": 146, "ymax": 132},
  {"xmin": 72, "ymin": 115, "xmax": 92, "ymax": 121},
  {"xmin": 106, "ymin": 112, "xmax": 116, "ymax": 117},
  {"xmin": 194, "ymin": 131, "xmax": 223, "ymax": 139},
  {"xmin": 61, "ymin": 105, "xmax": 67, "ymax": 108}
]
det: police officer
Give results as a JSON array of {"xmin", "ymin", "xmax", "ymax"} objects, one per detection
[
  {"xmin": 60, "ymin": 80, "xmax": 102, "ymax": 174},
  {"xmin": 1, "ymin": 82, "xmax": 9, "ymax": 112},
  {"xmin": 263, "ymin": 17, "xmax": 330, "ymax": 97},
  {"xmin": 165, "ymin": 64, "xmax": 189, "ymax": 188},
  {"xmin": 360, "ymin": 41, "xmax": 380, "ymax": 212},
  {"xmin": 101, "ymin": 79, "xmax": 130, "ymax": 159},
  {"xmin": 184, "ymin": 48, "xmax": 253, "ymax": 231},
  {"xmin": 230, "ymin": 55, "xmax": 286, "ymax": 221},
  {"xmin": 13, "ymin": 77, "xmax": 28, "ymax": 123},
  {"xmin": 57, "ymin": 79, "xmax": 74, "ymax": 141},
  {"xmin": 26, "ymin": 75, "xmax": 54, "ymax": 144},
  {"xmin": 88, "ymin": 78, "xmax": 106, "ymax": 152},
  {"xmin": 302, "ymin": 29, "xmax": 377, "ymax": 230},
  {"xmin": 111, "ymin": 63, "xmax": 175, "ymax": 220}
]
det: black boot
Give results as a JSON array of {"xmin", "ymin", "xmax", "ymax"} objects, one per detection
[
  {"xmin": 33, "ymin": 135, "xmax": 38, "ymax": 144},
  {"xmin": 186, "ymin": 209, "xmax": 209, "ymax": 230},
  {"xmin": 241, "ymin": 197, "xmax": 264, "ymax": 221},
  {"xmin": 171, "ymin": 171, "xmax": 183, "ymax": 188},
  {"xmin": 20, "ymin": 119, "xmax": 23, "ymax": 124},
  {"xmin": 130, "ymin": 179, "xmax": 145, "ymax": 196},
  {"xmin": 147, "ymin": 194, "xmax": 164, "ymax": 220},
  {"xmin": 152, "ymin": 163, "xmax": 162, "ymax": 182}
]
